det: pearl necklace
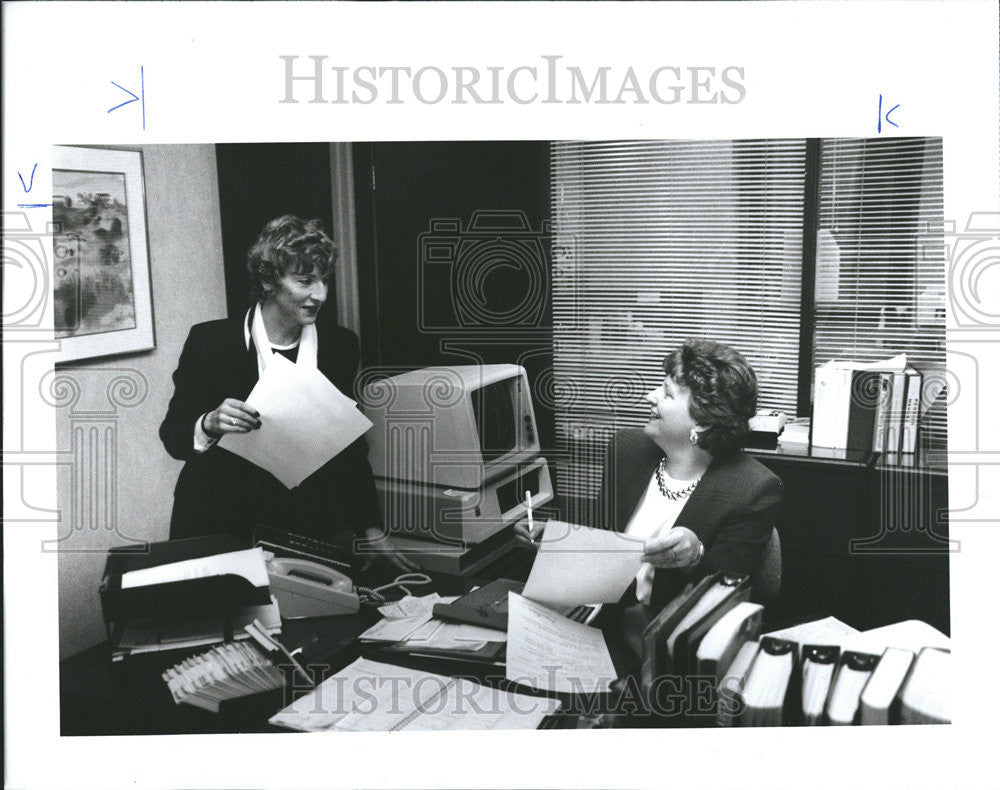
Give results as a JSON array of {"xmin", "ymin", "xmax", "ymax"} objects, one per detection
[{"xmin": 655, "ymin": 458, "xmax": 701, "ymax": 501}]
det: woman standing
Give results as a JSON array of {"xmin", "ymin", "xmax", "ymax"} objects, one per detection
[{"xmin": 160, "ymin": 215, "xmax": 409, "ymax": 568}]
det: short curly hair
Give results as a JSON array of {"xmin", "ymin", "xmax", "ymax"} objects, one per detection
[
  {"xmin": 663, "ymin": 339, "xmax": 758, "ymax": 456},
  {"xmin": 246, "ymin": 215, "xmax": 336, "ymax": 303}
]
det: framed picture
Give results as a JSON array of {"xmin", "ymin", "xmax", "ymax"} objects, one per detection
[{"xmin": 52, "ymin": 146, "xmax": 154, "ymax": 363}]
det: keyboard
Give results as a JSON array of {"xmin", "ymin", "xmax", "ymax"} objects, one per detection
[{"xmin": 253, "ymin": 525, "xmax": 353, "ymax": 573}]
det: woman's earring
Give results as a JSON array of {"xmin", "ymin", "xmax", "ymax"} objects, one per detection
[{"xmin": 689, "ymin": 428, "xmax": 700, "ymax": 445}]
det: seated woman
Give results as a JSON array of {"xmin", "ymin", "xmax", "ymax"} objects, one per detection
[
  {"xmin": 516, "ymin": 338, "xmax": 783, "ymax": 608},
  {"xmin": 159, "ymin": 214, "xmax": 411, "ymax": 569}
]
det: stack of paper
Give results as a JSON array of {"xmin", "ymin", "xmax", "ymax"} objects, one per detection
[{"xmin": 163, "ymin": 641, "xmax": 284, "ymax": 713}]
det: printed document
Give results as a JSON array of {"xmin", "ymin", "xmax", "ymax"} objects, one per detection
[
  {"xmin": 522, "ymin": 520, "xmax": 644, "ymax": 608},
  {"xmin": 506, "ymin": 592, "xmax": 617, "ymax": 694},
  {"xmin": 269, "ymin": 657, "xmax": 559, "ymax": 732},
  {"xmin": 219, "ymin": 353, "xmax": 372, "ymax": 488}
]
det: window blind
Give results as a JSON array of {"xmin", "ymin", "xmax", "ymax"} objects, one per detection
[
  {"xmin": 813, "ymin": 137, "xmax": 947, "ymax": 449},
  {"xmin": 550, "ymin": 140, "xmax": 808, "ymax": 500}
]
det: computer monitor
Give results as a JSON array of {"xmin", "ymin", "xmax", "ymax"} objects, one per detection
[{"xmin": 362, "ymin": 364, "xmax": 541, "ymax": 490}]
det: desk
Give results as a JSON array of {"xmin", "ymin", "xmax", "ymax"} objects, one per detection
[
  {"xmin": 60, "ymin": 566, "xmax": 607, "ymax": 736},
  {"xmin": 749, "ymin": 445, "xmax": 950, "ymax": 633}
]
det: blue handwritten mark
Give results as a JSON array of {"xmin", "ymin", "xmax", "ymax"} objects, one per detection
[
  {"xmin": 17, "ymin": 203, "xmax": 53, "ymax": 209},
  {"xmin": 18, "ymin": 163, "xmax": 38, "ymax": 193},
  {"xmin": 107, "ymin": 66, "xmax": 146, "ymax": 130},
  {"xmin": 877, "ymin": 94, "xmax": 901, "ymax": 133}
]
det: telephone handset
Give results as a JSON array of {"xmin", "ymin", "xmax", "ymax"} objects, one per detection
[{"xmin": 266, "ymin": 556, "xmax": 360, "ymax": 617}]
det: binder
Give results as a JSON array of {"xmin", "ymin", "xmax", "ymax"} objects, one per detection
[
  {"xmin": 717, "ymin": 639, "xmax": 759, "ymax": 727},
  {"xmin": 696, "ymin": 601, "xmax": 764, "ymax": 685},
  {"xmin": 640, "ymin": 572, "xmax": 749, "ymax": 694},
  {"xmin": 740, "ymin": 636, "xmax": 799, "ymax": 727},
  {"xmin": 859, "ymin": 646, "xmax": 915, "ymax": 725},
  {"xmin": 825, "ymin": 650, "xmax": 881, "ymax": 725},
  {"xmin": 900, "ymin": 367, "xmax": 923, "ymax": 454},
  {"xmin": 898, "ymin": 647, "xmax": 950, "ymax": 724},
  {"xmin": 800, "ymin": 645, "xmax": 840, "ymax": 725}
]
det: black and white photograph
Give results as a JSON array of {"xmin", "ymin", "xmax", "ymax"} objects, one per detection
[{"xmin": 3, "ymin": 3, "xmax": 999, "ymax": 790}]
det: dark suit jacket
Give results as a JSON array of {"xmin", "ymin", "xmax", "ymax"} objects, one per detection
[
  {"xmin": 159, "ymin": 312, "xmax": 381, "ymax": 546},
  {"xmin": 595, "ymin": 428, "xmax": 783, "ymax": 606}
]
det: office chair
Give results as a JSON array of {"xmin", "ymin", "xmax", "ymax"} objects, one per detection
[{"xmin": 750, "ymin": 527, "xmax": 782, "ymax": 606}]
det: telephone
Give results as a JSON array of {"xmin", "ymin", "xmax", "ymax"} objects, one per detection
[{"xmin": 266, "ymin": 556, "xmax": 360, "ymax": 618}]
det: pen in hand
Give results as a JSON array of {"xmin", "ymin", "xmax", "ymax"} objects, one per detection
[{"xmin": 525, "ymin": 490, "xmax": 536, "ymax": 542}]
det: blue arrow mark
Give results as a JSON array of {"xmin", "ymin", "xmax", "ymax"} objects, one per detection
[
  {"xmin": 885, "ymin": 103, "xmax": 901, "ymax": 128},
  {"xmin": 108, "ymin": 80, "xmax": 140, "ymax": 114},
  {"xmin": 18, "ymin": 163, "xmax": 38, "ymax": 192}
]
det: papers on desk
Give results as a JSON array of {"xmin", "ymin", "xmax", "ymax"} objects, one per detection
[
  {"xmin": 269, "ymin": 657, "xmax": 560, "ymax": 732},
  {"xmin": 360, "ymin": 592, "xmax": 506, "ymax": 651},
  {"xmin": 522, "ymin": 520, "xmax": 644, "ymax": 608},
  {"xmin": 120, "ymin": 547, "xmax": 270, "ymax": 590},
  {"xmin": 505, "ymin": 592, "xmax": 617, "ymax": 694},
  {"xmin": 117, "ymin": 596, "xmax": 281, "ymax": 654},
  {"xmin": 218, "ymin": 352, "xmax": 373, "ymax": 488}
]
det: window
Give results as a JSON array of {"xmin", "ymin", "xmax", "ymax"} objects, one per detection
[{"xmin": 550, "ymin": 137, "xmax": 945, "ymax": 503}]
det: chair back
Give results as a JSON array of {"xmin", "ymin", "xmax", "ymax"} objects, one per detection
[{"xmin": 750, "ymin": 527, "xmax": 782, "ymax": 605}]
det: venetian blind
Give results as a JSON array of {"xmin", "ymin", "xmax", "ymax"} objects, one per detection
[
  {"xmin": 813, "ymin": 137, "xmax": 947, "ymax": 449},
  {"xmin": 550, "ymin": 140, "xmax": 807, "ymax": 500}
]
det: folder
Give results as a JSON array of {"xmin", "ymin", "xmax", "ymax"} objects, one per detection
[
  {"xmin": 740, "ymin": 636, "xmax": 799, "ymax": 727},
  {"xmin": 717, "ymin": 639, "xmax": 760, "ymax": 727},
  {"xmin": 898, "ymin": 647, "xmax": 950, "ymax": 724},
  {"xmin": 800, "ymin": 645, "xmax": 840, "ymax": 725},
  {"xmin": 859, "ymin": 647, "xmax": 915, "ymax": 725},
  {"xmin": 825, "ymin": 650, "xmax": 881, "ymax": 725}
]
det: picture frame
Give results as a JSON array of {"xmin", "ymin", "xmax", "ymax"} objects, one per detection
[{"xmin": 52, "ymin": 146, "xmax": 154, "ymax": 363}]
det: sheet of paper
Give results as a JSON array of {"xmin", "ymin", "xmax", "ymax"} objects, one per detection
[
  {"xmin": 764, "ymin": 615, "xmax": 860, "ymax": 647},
  {"xmin": 218, "ymin": 353, "xmax": 373, "ymax": 488},
  {"xmin": 269, "ymin": 657, "xmax": 559, "ymax": 732},
  {"xmin": 521, "ymin": 520, "xmax": 644, "ymax": 608},
  {"xmin": 505, "ymin": 592, "xmax": 617, "ymax": 694},
  {"xmin": 120, "ymin": 547, "xmax": 269, "ymax": 590},
  {"xmin": 844, "ymin": 620, "xmax": 950, "ymax": 655}
]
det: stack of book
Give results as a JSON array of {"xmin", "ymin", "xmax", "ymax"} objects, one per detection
[{"xmin": 811, "ymin": 355, "xmax": 924, "ymax": 454}]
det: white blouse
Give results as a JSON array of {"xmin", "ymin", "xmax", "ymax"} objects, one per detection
[{"xmin": 624, "ymin": 467, "xmax": 698, "ymax": 603}]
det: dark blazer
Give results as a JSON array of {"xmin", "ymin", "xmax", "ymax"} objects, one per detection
[
  {"xmin": 159, "ymin": 312, "xmax": 381, "ymax": 546},
  {"xmin": 595, "ymin": 428, "xmax": 783, "ymax": 606}
]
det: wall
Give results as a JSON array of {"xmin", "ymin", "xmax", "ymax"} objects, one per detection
[{"xmin": 56, "ymin": 145, "xmax": 226, "ymax": 658}]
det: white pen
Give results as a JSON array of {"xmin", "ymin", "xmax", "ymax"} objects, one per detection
[{"xmin": 525, "ymin": 490, "xmax": 535, "ymax": 541}]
